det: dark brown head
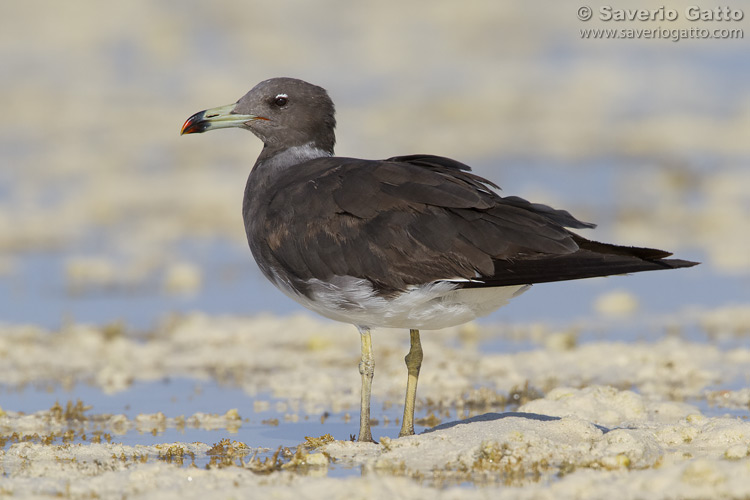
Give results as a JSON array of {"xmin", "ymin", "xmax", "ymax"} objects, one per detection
[{"xmin": 181, "ymin": 77, "xmax": 336, "ymax": 156}]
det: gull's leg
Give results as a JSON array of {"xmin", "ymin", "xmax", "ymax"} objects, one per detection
[
  {"xmin": 357, "ymin": 326, "xmax": 375, "ymax": 442},
  {"xmin": 399, "ymin": 329, "xmax": 423, "ymax": 437}
]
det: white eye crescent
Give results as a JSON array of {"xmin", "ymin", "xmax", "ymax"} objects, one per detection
[{"xmin": 274, "ymin": 94, "xmax": 288, "ymax": 107}]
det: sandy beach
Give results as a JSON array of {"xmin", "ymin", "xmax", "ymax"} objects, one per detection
[{"xmin": 1, "ymin": 1, "xmax": 748, "ymax": 498}]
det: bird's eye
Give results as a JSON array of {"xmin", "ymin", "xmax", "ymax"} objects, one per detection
[{"xmin": 274, "ymin": 94, "xmax": 288, "ymax": 107}]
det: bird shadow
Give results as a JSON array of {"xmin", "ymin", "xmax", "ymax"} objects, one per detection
[{"xmin": 421, "ymin": 411, "xmax": 611, "ymax": 434}]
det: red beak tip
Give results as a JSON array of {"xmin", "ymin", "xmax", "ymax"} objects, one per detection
[{"xmin": 180, "ymin": 118, "xmax": 195, "ymax": 135}]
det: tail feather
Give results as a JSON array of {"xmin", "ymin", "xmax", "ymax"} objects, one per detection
[
  {"xmin": 574, "ymin": 236, "xmax": 674, "ymax": 260},
  {"xmin": 460, "ymin": 237, "xmax": 699, "ymax": 288}
]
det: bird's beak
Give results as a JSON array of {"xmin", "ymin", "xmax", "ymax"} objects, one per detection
[{"xmin": 180, "ymin": 103, "xmax": 267, "ymax": 135}]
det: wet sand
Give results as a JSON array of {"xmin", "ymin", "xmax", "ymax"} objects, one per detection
[
  {"xmin": 2, "ymin": 310, "xmax": 750, "ymax": 497},
  {"xmin": 1, "ymin": 1, "xmax": 749, "ymax": 498}
]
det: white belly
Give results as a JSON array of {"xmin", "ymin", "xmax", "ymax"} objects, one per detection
[{"xmin": 270, "ymin": 274, "xmax": 530, "ymax": 330}]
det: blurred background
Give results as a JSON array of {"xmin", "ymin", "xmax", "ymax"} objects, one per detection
[{"xmin": 0, "ymin": 0, "xmax": 748, "ymax": 329}]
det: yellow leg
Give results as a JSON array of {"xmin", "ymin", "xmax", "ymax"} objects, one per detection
[
  {"xmin": 399, "ymin": 329, "xmax": 423, "ymax": 437},
  {"xmin": 357, "ymin": 327, "xmax": 375, "ymax": 442}
]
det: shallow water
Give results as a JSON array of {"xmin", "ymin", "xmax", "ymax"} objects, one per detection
[
  {"xmin": 2, "ymin": 356, "xmax": 747, "ymax": 476},
  {"xmin": 0, "ymin": 377, "xmax": 440, "ymax": 475},
  {"xmin": 1, "ymin": 2, "xmax": 749, "ymax": 496}
]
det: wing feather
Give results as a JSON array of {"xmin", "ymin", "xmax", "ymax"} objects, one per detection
[{"xmin": 251, "ymin": 155, "xmax": 694, "ymax": 296}]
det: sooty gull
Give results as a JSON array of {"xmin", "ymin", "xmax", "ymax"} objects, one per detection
[{"xmin": 181, "ymin": 77, "xmax": 698, "ymax": 442}]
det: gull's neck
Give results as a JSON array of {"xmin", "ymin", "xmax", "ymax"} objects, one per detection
[
  {"xmin": 253, "ymin": 142, "xmax": 333, "ymax": 174},
  {"xmin": 256, "ymin": 142, "xmax": 333, "ymax": 171},
  {"xmin": 244, "ymin": 142, "xmax": 333, "ymax": 222}
]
